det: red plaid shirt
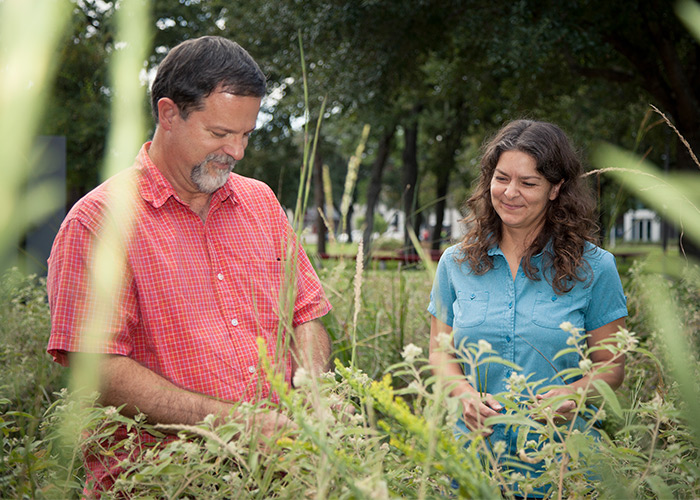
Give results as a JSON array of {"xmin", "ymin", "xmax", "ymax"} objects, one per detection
[{"xmin": 47, "ymin": 143, "xmax": 331, "ymax": 491}]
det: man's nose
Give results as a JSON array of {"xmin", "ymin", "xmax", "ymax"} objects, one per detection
[{"xmin": 221, "ymin": 137, "xmax": 245, "ymax": 161}]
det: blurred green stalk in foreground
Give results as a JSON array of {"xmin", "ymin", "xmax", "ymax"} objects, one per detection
[{"xmin": 0, "ymin": 0, "xmax": 71, "ymax": 268}]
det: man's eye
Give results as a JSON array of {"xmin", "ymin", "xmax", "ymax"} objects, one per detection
[{"xmin": 212, "ymin": 131, "xmax": 226, "ymax": 138}]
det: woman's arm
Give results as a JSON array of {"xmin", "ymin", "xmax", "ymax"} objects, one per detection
[
  {"xmin": 429, "ymin": 316, "xmax": 502, "ymax": 434},
  {"xmin": 537, "ymin": 317, "xmax": 626, "ymax": 416}
]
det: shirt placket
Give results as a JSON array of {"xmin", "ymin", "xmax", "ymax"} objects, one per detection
[
  {"xmin": 501, "ymin": 257, "xmax": 517, "ymax": 454},
  {"xmin": 205, "ymin": 210, "xmax": 259, "ymax": 392}
]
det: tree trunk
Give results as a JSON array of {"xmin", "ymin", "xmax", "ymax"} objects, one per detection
[
  {"xmin": 313, "ymin": 147, "xmax": 326, "ymax": 256},
  {"xmin": 431, "ymin": 169, "xmax": 450, "ymax": 251},
  {"xmin": 345, "ymin": 198, "xmax": 354, "ymax": 243},
  {"xmin": 362, "ymin": 127, "xmax": 396, "ymax": 255},
  {"xmin": 402, "ymin": 107, "xmax": 421, "ymax": 256},
  {"xmin": 430, "ymin": 100, "xmax": 466, "ymax": 251}
]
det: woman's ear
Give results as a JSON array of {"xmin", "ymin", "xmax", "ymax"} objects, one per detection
[{"xmin": 549, "ymin": 180, "xmax": 564, "ymax": 201}]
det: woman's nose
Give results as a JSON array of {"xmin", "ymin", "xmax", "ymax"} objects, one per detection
[{"xmin": 504, "ymin": 181, "xmax": 518, "ymax": 198}]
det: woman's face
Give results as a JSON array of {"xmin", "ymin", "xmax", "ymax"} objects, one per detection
[{"xmin": 490, "ymin": 150, "xmax": 561, "ymax": 236}]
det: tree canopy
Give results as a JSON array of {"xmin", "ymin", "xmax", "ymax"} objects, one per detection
[{"xmin": 44, "ymin": 0, "xmax": 700, "ymax": 253}]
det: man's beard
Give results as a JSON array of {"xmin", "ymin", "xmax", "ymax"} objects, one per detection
[{"xmin": 190, "ymin": 153, "xmax": 237, "ymax": 194}]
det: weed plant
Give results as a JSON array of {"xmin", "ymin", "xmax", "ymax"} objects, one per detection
[{"xmin": 1, "ymin": 258, "xmax": 699, "ymax": 498}]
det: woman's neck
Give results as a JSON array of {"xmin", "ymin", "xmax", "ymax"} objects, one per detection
[{"xmin": 499, "ymin": 224, "xmax": 543, "ymax": 279}]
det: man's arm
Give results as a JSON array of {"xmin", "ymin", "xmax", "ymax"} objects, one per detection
[
  {"xmin": 289, "ymin": 319, "xmax": 331, "ymax": 382},
  {"xmin": 91, "ymin": 354, "xmax": 293, "ymax": 435}
]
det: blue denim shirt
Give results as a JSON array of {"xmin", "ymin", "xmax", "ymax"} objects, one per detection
[{"xmin": 428, "ymin": 242, "xmax": 627, "ymax": 489}]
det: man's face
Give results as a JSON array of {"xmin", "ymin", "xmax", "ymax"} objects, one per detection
[{"xmin": 166, "ymin": 88, "xmax": 261, "ymax": 195}]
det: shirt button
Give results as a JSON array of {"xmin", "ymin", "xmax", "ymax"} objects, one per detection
[
  {"xmin": 231, "ymin": 318, "xmax": 239, "ymax": 327},
  {"xmin": 470, "ymin": 293, "xmax": 476, "ymax": 300},
  {"xmin": 508, "ymin": 301, "xmax": 513, "ymax": 309},
  {"xmin": 217, "ymin": 273, "xmax": 224, "ymax": 281},
  {"xmin": 248, "ymin": 366, "xmax": 255, "ymax": 374},
  {"xmin": 506, "ymin": 336, "xmax": 512, "ymax": 342},
  {"xmin": 551, "ymin": 296, "xmax": 557, "ymax": 302}
]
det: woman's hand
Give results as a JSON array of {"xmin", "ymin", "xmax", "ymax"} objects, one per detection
[
  {"xmin": 460, "ymin": 392, "xmax": 503, "ymax": 436},
  {"xmin": 535, "ymin": 387, "xmax": 577, "ymax": 423}
]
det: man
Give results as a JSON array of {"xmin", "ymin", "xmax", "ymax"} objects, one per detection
[{"xmin": 46, "ymin": 36, "xmax": 332, "ymax": 491}]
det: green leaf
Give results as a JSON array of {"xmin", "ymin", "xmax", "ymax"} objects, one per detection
[
  {"xmin": 484, "ymin": 415, "xmax": 544, "ymax": 431},
  {"xmin": 644, "ymin": 475, "xmax": 674, "ymax": 499},
  {"xmin": 592, "ymin": 379, "xmax": 623, "ymax": 418}
]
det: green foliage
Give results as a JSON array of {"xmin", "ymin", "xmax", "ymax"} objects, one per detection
[
  {"xmin": 0, "ymin": 269, "xmax": 67, "ymax": 498},
  {"xmin": 1, "ymin": 261, "xmax": 699, "ymax": 498}
]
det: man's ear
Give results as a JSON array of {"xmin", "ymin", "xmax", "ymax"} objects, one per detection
[{"xmin": 157, "ymin": 98, "xmax": 179, "ymax": 131}]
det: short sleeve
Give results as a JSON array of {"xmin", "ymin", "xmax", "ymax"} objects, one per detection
[
  {"xmin": 428, "ymin": 248, "xmax": 458, "ymax": 326},
  {"xmin": 584, "ymin": 249, "xmax": 628, "ymax": 332},
  {"xmin": 272, "ymin": 205, "xmax": 331, "ymax": 327},
  {"xmin": 46, "ymin": 218, "xmax": 137, "ymax": 366}
]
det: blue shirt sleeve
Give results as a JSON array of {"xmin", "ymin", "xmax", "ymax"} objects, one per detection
[
  {"xmin": 584, "ymin": 248, "xmax": 628, "ymax": 331},
  {"xmin": 428, "ymin": 246, "xmax": 458, "ymax": 326}
]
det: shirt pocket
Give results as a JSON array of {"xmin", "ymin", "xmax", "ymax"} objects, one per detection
[
  {"xmin": 453, "ymin": 290, "xmax": 489, "ymax": 328},
  {"xmin": 531, "ymin": 292, "xmax": 583, "ymax": 329}
]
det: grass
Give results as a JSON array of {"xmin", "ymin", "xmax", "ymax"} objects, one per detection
[{"xmin": 1, "ymin": 258, "xmax": 698, "ymax": 498}]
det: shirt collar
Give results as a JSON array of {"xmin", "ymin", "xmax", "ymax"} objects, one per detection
[
  {"xmin": 486, "ymin": 239, "xmax": 552, "ymax": 259},
  {"xmin": 134, "ymin": 142, "xmax": 236, "ymax": 209}
]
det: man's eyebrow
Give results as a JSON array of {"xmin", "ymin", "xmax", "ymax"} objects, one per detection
[{"xmin": 209, "ymin": 125, "xmax": 257, "ymax": 134}]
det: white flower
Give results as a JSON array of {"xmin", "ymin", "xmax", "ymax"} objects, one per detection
[
  {"xmin": 578, "ymin": 359, "xmax": 593, "ymax": 372},
  {"xmin": 401, "ymin": 343, "xmax": 422, "ymax": 363},
  {"xmin": 477, "ymin": 339, "xmax": 492, "ymax": 353},
  {"xmin": 408, "ymin": 380, "xmax": 422, "ymax": 393},
  {"xmin": 293, "ymin": 367, "xmax": 310, "ymax": 387},
  {"xmin": 492, "ymin": 441, "xmax": 506, "ymax": 455},
  {"xmin": 436, "ymin": 331, "xmax": 453, "ymax": 351},
  {"xmin": 356, "ymin": 476, "xmax": 389, "ymax": 500},
  {"xmin": 559, "ymin": 321, "xmax": 575, "ymax": 332},
  {"xmin": 506, "ymin": 371, "xmax": 526, "ymax": 391},
  {"xmin": 614, "ymin": 328, "xmax": 639, "ymax": 350}
]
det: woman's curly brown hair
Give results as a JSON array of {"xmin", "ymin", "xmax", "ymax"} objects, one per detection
[{"xmin": 458, "ymin": 120, "xmax": 598, "ymax": 294}]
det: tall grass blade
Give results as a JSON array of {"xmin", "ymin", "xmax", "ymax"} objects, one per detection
[
  {"xmin": 0, "ymin": 0, "xmax": 71, "ymax": 267},
  {"xmin": 62, "ymin": 0, "xmax": 151, "ymax": 474},
  {"xmin": 676, "ymin": 0, "xmax": 700, "ymax": 42},
  {"xmin": 407, "ymin": 226, "xmax": 436, "ymax": 279},
  {"xmin": 592, "ymin": 143, "xmax": 700, "ymax": 249},
  {"xmin": 339, "ymin": 124, "xmax": 370, "ymax": 235}
]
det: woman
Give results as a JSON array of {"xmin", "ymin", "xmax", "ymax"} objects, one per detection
[{"xmin": 428, "ymin": 120, "xmax": 627, "ymax": 492}]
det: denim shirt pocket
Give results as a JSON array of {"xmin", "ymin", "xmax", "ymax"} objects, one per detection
[
  {"xmin": 453, "ymin": 290, "xmax": 489, "ymax": 328},
  {"xmin": 531, "ymin": 292, "xmax": 582, "ymax": 329}
]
